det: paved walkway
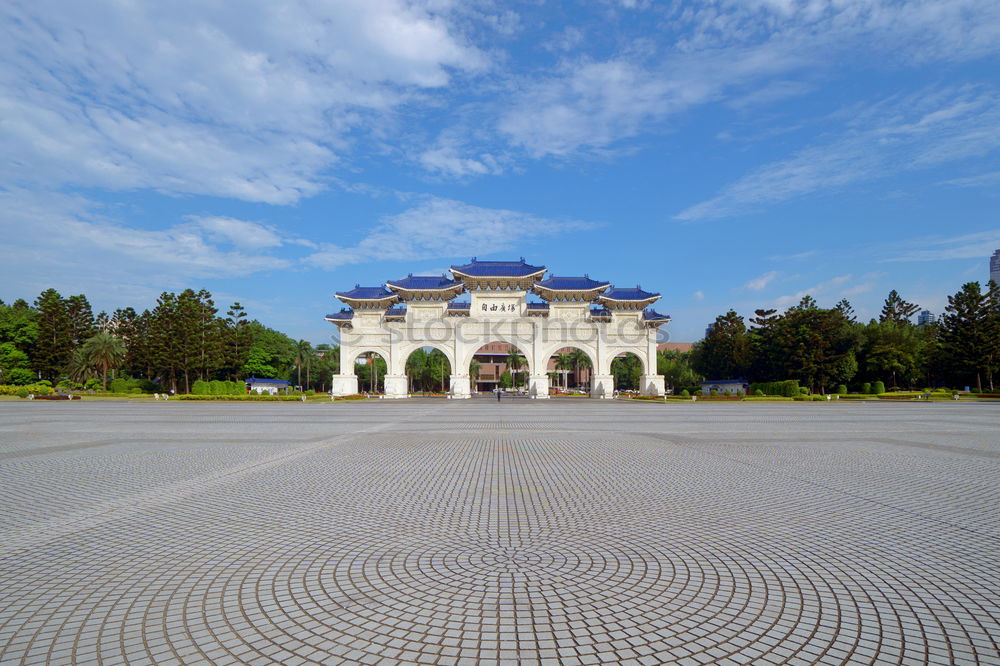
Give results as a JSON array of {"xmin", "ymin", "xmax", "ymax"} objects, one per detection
[{"xmin": 0, "ymin": 400, "xmax": 998, "ymax": 665}]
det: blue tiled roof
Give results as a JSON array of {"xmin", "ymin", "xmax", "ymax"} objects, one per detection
[
  {"xmin": 702, "ymin": 379, "xmax": 748, "ymax": 384},
  {"xmin": 385, "ymin": 306, "xmax": 407, "ymax": 317},
  {"xmin": 643, "ymin": 309, "xmax": 671, "ymax": 321},
  {"xmin": 534, "ymin": 275, "xmax": 609, "ymax": 291},
  {"xmin": 447, "ymin": 301, "xmax": 471, "ymax": 309},
  {"xmin": 325, "ymin": 309, "xmax": 354, "ymax": 320},
  {"xmin": 451, "ymin": 257, "xmax": 546, "ymax": 277},
  {"xmin": 526, "ymin": 302, "xmax": 550, "ymax": 310},
  {"xmin": 590, "ymin": 307, "xmax": 612, "ymax": 317},
  {"xmin": 246, "ymin": 376, "xmax": 291, "ymax": 386},
  {"xmin": 335, "ymin": 285, "xmax": 396, "ymax": 300},
  {"xmin": 386, "ymin": 274, "xmax": 463, "ymax": 290},
  {"xmin": 602, "ymin": 286, "xmax": 660, "ymax": 301}
]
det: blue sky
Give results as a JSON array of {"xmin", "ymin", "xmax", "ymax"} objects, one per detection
[{"xmin": 2, "ymin": 0, "xmax": 999, "ymax": 345}]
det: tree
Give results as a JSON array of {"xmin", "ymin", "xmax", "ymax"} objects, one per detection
[
  {"xmin": 880, "ymin": 290, "xmax": 919, "ymax": 325},
  {"xmin": 857, "ymin": 319, "xmax": 926, "ymax": 388},
  {"xmin": 611, "ymin": 353, "xmax": 642, "ymax": 390},
  {"xmin": 568, "ymin": 348, "xmax": 592, "ymax": 389},
  {"xmin": 295, "ymin": 340, "xmax": 313, "ymax": 389},
  {"xmin": 554, "ymin": 353, "xmax": 573, "ymax": 390},
  {"xmin": 506, "ymin": 346, "xmax": 524, "ymax": 389},
  {"xmin": 81, "ymin": 332, "xmax": 126, "ymax": 390},
  {"xmin": 32, "ymin": 289, "xmax": 72, "ymax": 381},
  {"xmin": 223, "ymin": 302, "xmax": 252, "ymax": 380},
  {"xmin": 0, "ymin": 342, "xmax": 32, "ymax": 385},
  {"xmin": 65, "ymin": 294, "xmax": 97, "ymax": 347},
  {"xmin": 939, "ymin": 282, "xmax": 991, "ymax": 391},
  {"xmin": 692, "ymin": 310, "xmax": 749, "ymax": 379},
  {"xmin": 657, "ymin": 349, "xmax": 701, "ymax": 391}
]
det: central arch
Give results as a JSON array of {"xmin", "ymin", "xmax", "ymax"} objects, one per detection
[
  {"xmin": 467, "ymin": 341, "xmax": 532, "ymax": 394},
  {"xmin": 541, "ymin": 343, "xmax": 596, "ymax": 395},
  {"xmin": 403, "ymin": 346, "xmax": 453, "ymax": 394}
]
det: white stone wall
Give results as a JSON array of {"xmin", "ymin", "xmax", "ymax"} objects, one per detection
[{"xmin": 332, "ymin": 290, "xmax": 665, "ymax": 399}]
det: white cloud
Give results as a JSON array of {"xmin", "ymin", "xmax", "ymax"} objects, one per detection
[
  {"xmin": 940, "ymin": 171, "xmax": 1000, "ymax": 189},
  {"xmin": 885, "ymin": 230, "xmax": 1000, "ymax": 262},
  {"xmin": 189, "ymin": 216, "xmax": 285, "ymax": 251},
  {"xmin": 675, "ymin": 86, "xmax": 1000, "ymax": 221},
  {"xmin": 692, "ymin": 290, "xmax": 705, "ymax": 300},
  {"xmin": 303, "ymin": 197, "xmax": 594, "ymax": 270},
  {"xmin": 0, "ymin": 0, "xmax": 487, "ymax": 202},
  {"xmin": 496, "ymin": 1, "xmax": 1000, "ymax": 161},
  {"xmin": 744, "ymin": 270, "xmax": 780, "ymax": 291}
]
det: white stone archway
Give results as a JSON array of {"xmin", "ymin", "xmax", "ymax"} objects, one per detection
[{"xmin": 327, "ymin": 261, "xmax": 669, "ymax": 399}]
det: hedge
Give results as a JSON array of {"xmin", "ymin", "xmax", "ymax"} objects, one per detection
[
  {"xmin": 749, "ymin": 380, "xmax": 800, "ymax": 397},
  {"xmin": 0, "ymin": 384, "xmax": 54, "ymax": 397}
]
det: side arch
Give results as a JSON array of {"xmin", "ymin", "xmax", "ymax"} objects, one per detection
[{"xmin": 600, "ymin": 348, "xmax": 648, "ymax": 376}]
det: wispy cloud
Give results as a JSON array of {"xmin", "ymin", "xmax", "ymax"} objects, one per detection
[
  {"xmin": 675, "ymin": 86, "xmax": 1000, "ymax": 221},
  {"xmin": 744, "ymin": 271, "xmax": 780, "ymax": 291},
  {"xmin": 303, "ymin": 197, "xmax": 596, "ymax": 270},
  {"xmin": 0, "ymin": 0, "xmax": 489, "ymax": 203},
  {"xmin": 772, "ymin": 273, "xmax": 883, "ymax": 307},
  {"xmin": 885, "ymin": 230, "xmax": 1000, "ymax": 262},
  {"xmin": 940, "ymin": 171, "xmax": 1000, "ymax": 189}
]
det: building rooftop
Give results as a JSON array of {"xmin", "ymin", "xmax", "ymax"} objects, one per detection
[
  {"xmin": 602, "ymin": 286, "xmax": 660, "ymax": 301},
  {"xmin": 386, "ymin": 274, "xmax": 463, "ymax": 291},
  {"xmin": 335, "ymin": 285, "xmax": 397, "ymax": 301},
  {"xmin": 324, "ymin": 309, "xmax": 354, "ymax": 321},
  {"xmin": 451, "ymin": 257, "xmax": 546, "ymax": 278},
  {"xmin": 534, "ymin": 275, "xmax": 609, "ymax": 291},
  {"xmin": 643, "ymin": 309, "xmax": 671, "ymax": 322}
]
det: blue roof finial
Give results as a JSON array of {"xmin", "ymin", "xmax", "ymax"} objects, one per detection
[
  {"xmin": 585, "ymin": 273, "xmax": 589, "ymax": 279},
  {"xmin": 408, "ymin": 272, "xmax": 413, "ymax": 277},
  {"xmin": 471, "ymin": 256, "xmax": 477, "ymax": 261},
  {"xmin": 354, "ymin": 283, "xmax": 360, "ymax": 288},
  {"xmin": 520, "ymin": 256, "xmax": 525, "ymax": 263}
]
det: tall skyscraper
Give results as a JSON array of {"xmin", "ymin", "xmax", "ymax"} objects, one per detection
[
  {"xmin": 917, "ymin": 310, "xmax": 936, "ymax": 327},
  {"xmin": 991, "ymin": 249, "xmax": 1000, "ymax": 285}
]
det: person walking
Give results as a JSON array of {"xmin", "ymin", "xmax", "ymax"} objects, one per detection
[{"xmin": 496, "ymin": 387, "xmax": 501, "ymax": 402}]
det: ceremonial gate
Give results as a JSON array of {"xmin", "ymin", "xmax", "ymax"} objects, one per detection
[{"xmin": 326, "ymin": 259, "xmax": 670, "ymax": 399}]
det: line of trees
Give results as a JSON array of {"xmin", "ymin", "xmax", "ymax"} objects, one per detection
[
  {"xmin": 691, "ymin": 282, "xmax": 1000, "ymax": 393},
  {"xmin": 0, "ymin": 288, "xmax": 340, "ymax": 393}
]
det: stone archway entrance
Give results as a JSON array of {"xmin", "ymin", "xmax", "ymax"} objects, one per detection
[{"xmin": 327, "ymin": 259, "xmax": 669, "ymax": 399}]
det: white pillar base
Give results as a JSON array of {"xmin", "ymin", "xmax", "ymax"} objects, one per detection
[
  {"xmin": 449, "ymin": 375, "xmax": 471, "ymax": 399},
  {"xmin": 641, "ymin": 374, "xmax": 666, "ymax": 397},
  {"xmin": 383, "ymin": 374, "xmax": 409, "ymax": 399},
  {"xmin": 591, "ymin": 374, "xmax": 615, "ymax": 399},
  {"xmin": 330, "ymin": 374, "xmax": 358, "ymax": 396},
  {"xmin": 528, "ymin": 374, "xmax": 550, "ymax": 399}
]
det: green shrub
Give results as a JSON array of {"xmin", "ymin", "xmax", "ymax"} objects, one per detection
[
  {"xmin": 749, "ymin": 380, "xmax": 801, "ymax": 397},
  {"xmin": 5, "ymin": 368, "xmax": 36, "ymax": 385},
  {"xmin": 873, "ymin": 381, "xmax": 886, "ymax": 394},
  {"xmin": 753, "ymin": 389, "xmax": 764, "ymax": 396},
  {"xmin": 836, "ymin": 384, "xmax": 847, "ymax": 395},
  {"xmin": 799, "ymin": 386, "xmax": 809, "ymax": 395},
  {"xmin": 861, "ymin": 382, "xmax": 871, "ymax": 394},
  {"xmin": 812, "ymin": 395, "xmax": 825, "ymax": 401},
  {"xmin": 680, "ymin": 389, "xmax": 690, "ymax": 397},
  {"xmin": 15, "ymin": 387, "xmax": 29, "ymax": 398},
  {"xmin": 709, "ymin": 389, "xmax": 719, "ymax": 396}
]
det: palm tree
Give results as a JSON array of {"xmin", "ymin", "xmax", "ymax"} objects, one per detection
[
  {"xmin": 505, "ymin": 346, "xmax": 524, "ymax": 389},
  {"xmin": 295, "ymin": 340, "xmax": 312, "ymax": 390},
  {"xmin": 554, "ymin": 353, "xmax": 573, "ymax": 390},
  {"xmin": 568, "ymin": 349, "xmax": 592, "ymax": 389},
  {"xmin": 469, "ymin": 359, "xmax": 480, "ymax": 391},
  {"xmin": 81, "ymin": 332, "xmax": 126, "ymax": 390}
]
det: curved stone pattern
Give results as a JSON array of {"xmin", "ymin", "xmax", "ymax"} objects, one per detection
[{"xmin": 0, "ymin": 401, "xmax": 998, "ymax": 665}]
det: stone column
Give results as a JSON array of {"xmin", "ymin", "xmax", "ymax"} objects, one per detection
[
  {"xmin": 528, "ymin": 374, "xmax": 550, "ymax": 399},
  {"xmin": 330, "ymin": 374, "xmax": 358, "ymax": 396},
  {"xmin": 383, "ymin": 374, "xmax": 409, "ymax": 399},
  {"xmin": 449, "ymin": 374, "xmax": 471, "ymax": 399},
  {"xmin": 640, "ymin": 374, "xmax": 665, "ymax": 397},
  {"xmin": 591, "ymin": 374, "xmax": 615, "ymax": 399}
]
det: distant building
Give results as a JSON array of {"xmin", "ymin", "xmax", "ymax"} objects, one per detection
[
  {"xmin": 657, "ymin": 342, "xmax": 694, "ymax": 354},
  {"xmin": 246, "ymin": 377, "xmax": 290, "ymax": 395},
  {"xmin": 704, "ymin": 322, "xmax": 715, "ymax": 338},
  {"xmin": 701, "ymin": 379, "xmax": 749, "ymax": 396},
  {"xmin": 991, "ymin": 249, "xmax": 1000, "ymax": 285},
  {"xmin": 917, "ymin": 310, "xmax": 936, "ymax": 327}
]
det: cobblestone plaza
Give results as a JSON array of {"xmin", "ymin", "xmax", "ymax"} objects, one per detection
[{"xmin": 1, "ymin": 400, "xmax": 998, "ymax": 665}]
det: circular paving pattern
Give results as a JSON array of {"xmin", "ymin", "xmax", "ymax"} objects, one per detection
[{"xmin": 0, "ymin": 401, "xmax": 998, "ymax": 665}]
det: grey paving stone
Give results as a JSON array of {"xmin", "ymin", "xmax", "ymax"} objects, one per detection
[{"xmin": 0, "ymin": 400, "xmax": 998, "ymax": 664}]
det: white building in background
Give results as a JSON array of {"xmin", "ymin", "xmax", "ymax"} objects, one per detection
[
  {"xmin": 917, "ymin": 310, "xmax": 936, "ymax": 327},
  {"xmin": 991, "ymin": 249, "xmax": 1000, "ymax": 285},
  {"xmin": 325, "ymin": 259, "xmax": 671, "ymax": 399}
]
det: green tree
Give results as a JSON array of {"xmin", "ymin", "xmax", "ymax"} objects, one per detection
[
  {"xmin": 938, "ymin": 282, "xmax": 990, "ymax": 391},
  {"xmin": 692, "ymin": 310, "xmax": 749, "ymax": 379},
  {"xmin": 657, "ymin": 349, "xmax": 701, "ymax": 391},
  {"xmin": 568, "ymin": 348, "xmax": 592, "ymax": 389},
  {"xmin": 611, "ymin": 353, "xmax": 642, "ymax": 391},
  {"xmin": 32, "ymin": 289, "xmax": 72, "ymax": 381},
  {"xmin": 506, "ymin": 346, "xmax": 525, "ymax": 389},
  {"xmin": 295, "ymin": 339, "xmax": 313, "ymax": 389},
  {"xmin": 880, "ymin": 290, "xmax": 920, "ymax": 325},
  {"xmin": 80, "ymin": 332, "xmax": 126, "ymax": 390},
  {"xmin": 858, "ymin": 319, "xmax": 926, "ymax": 388},
  {"xmin": 0, "ymin": 342, "xmax": 32, "ymax": 385},
  {"xmin": 554, "ymin": 353, "xmax": 573, "ymax": 390},
  {"xmin": 223, "ymin": 302, "xmax": 252, "ymax": 380}
]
